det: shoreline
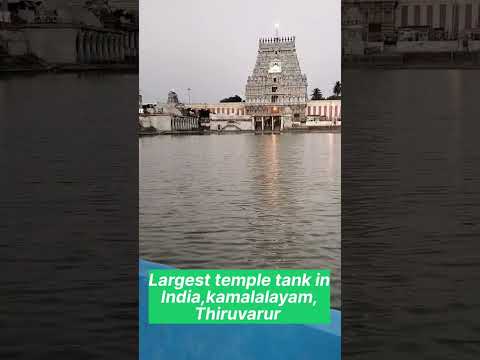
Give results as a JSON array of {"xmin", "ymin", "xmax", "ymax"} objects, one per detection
[
  {"xmin": 139, "ymin": 127, "xmax": 341, "ymax": 137},
  {"xmin": 343, "ymin": 52, "xmax": 480, "ymax": 70},
  {"xmin": 0, "ymin": 63, "xmax": 138, "ymax": 74},
  {"xmin": 343, "ymin": 63, "xmax": 480, "ymax": 70}
]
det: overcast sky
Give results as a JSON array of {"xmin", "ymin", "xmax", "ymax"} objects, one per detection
[{"xmin": 140, "ymin": 0, "xmax": 340, "ymax": 104}]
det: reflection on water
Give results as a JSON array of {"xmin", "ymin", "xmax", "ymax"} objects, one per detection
[{"xmin": 140, "ymin": 133, "xmax": 341, "ymax": 307}]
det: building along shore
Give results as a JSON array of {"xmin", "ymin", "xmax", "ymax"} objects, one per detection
[{"xmin": 139, "ymin": 32, "xmax": 341, "ymax": 135}]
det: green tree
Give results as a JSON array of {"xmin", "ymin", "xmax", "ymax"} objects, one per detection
[
  {"xmin": 220, "ymin": 95, "xmax": 243, "ymax": 103},
  {"xmin": 311, "ymin": 88, "xmax": 323, "ymax": 100},
  {"xmin": 333, "ymin": 81, "xmax": 342, "ymax": 97}
]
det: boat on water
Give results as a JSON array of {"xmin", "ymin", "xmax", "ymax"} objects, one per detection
[{"xmin": 139, "ymin": 259, "xmax": 341, "ymax": 360}]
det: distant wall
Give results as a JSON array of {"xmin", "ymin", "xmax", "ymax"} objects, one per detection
[
  {"xmin": 306, "ymin": 100, "xmax": 341, "ymax": 120},
  {"xmin": 397, "ymin": 40, "xmax": 461, "ymax": 52},
  {"xmin": 396, "ymin": 40, "xmax": 480, "ymax": 52},
  {"xmin": 190, "ymin": 103, "xmax": 246, "ymax": 116},
  {"xmin": 306, "ymin": 119, "xmax": 340, "ymax": 127},
  {"xmin": 23, "ymin": 27, "xmax": 77, "ymax": 63},
  {"xmin": 394, "ymin": 1, "xmax": 480, "ymax": 34},
  {"xmin": 0, "ymin": 11, "xmax": 11, "ymax": 23},
  {"xmin": 210, "ymin": 115, "xmax": 254, "ymax": 131},
  {"xmin": 171, "ymin": 116, "xmax": 199, "ymax": 131},
  {"xmin": 19, "ymin": 25, "xmax": 137, "ymax": 64},
  {"xmin": 0, "ymin": 30, "xmax": 29, "ymax": 56},
  {"xmin": 343, "ymin": 27, "xmax": 365, "ymax": 55},
  {"xmin": 192, "ymin": 102, "xmax": 342, "ymax": 120},
  {"xmin": 139, "ymin": 114, "xmax": 171, "ymax": 132},
  {"xmin": 283, "ymin": 117, "xmax": 293, "ymax": 129}
]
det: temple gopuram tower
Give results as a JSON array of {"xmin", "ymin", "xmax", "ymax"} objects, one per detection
[{"xmin": 245, "ymin": 28, "xmax": 308, "ymax": 131}]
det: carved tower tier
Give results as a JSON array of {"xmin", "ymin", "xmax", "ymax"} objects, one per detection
[{"xmin": 245, "ymin": 33, "xmax": 308, "ymax": 131}]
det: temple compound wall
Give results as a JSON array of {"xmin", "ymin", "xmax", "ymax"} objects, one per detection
[
  {"xmin": 23, "ymin": 24, "xmax": 137, "ymax": 64},
  {"xmin": 1, "ymin": 24, "xmax": 137, "ymax": 65}
]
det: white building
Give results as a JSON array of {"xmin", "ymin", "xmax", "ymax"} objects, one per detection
[
  {"xmin": 142, "ymin": 33, "xmax": 341, "ymax": 134},
  {"xmin": 306, "ymin": 99, "xmax": 342, "ymax": 124},
  {"xmin": 396, "ymin": 0, "xmax": 480, "ymax": 39},
  {"xmin": 342, "ymin": 0, "xmax": 480, "ymax": 55},
  {"xmin": 189, "ymin": 99, "xmax": 341, "ymax": 131}
]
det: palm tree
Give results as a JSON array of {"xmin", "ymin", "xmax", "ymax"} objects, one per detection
[
  {"xmin": 333, "ymin": 81, "xmax": 342, "ymax": 97},
  {"xmin": 311, "ymin": 88, "xmax": 323, "ymax": 100}
]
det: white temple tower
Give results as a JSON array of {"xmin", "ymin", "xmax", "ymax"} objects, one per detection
[{"xmin": 245, "ymin": 28, "xmax": 308, "ymax": 131}]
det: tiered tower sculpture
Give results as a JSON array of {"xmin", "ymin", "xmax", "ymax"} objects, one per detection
[{"xmin": 245, "ymin": 27, "xmax": 308, "ymax": 131}]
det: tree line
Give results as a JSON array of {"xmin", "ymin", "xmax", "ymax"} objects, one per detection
[
  {"xmin": 219, "ymin": 81, "xmax": 341, "ymax": 103},
  {"xmin": 311, "ymin": 81, "xmax": 341, "ymax": 100}
]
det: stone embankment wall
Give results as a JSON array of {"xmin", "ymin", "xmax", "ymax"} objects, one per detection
[
  {"xmin": 0, "ymin": 30, "xmax": 29, "ymax": 56},
  {"xmin": 139, "ymin": 114, "xmax": 172, "ymax": 132},
  {"xmin": 139, "ymin": 111, "xmax": 341, "ymax": 134},
  {"xmin": 396, "ymin": 40, "xmax": 480, "ymax": 52},
  {"xmin": 209, "ymin": 115, "xmax": 254, "ymax": 132},
  {"xmin": 1, "ymin": 25, "xmax": 138, "ymax": 65}
]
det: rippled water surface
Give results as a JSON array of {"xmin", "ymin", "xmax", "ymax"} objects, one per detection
[
  {"xmin": 1, "ymin": 73, "xmax": 138, "ymax": 359},
  {"xmin": 140, "ymin": 133, "xmax": 341, "ymax": 307},
  {"xmin": 342, "ymin": 69, "xmax": 480, "ymax": 359}
]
